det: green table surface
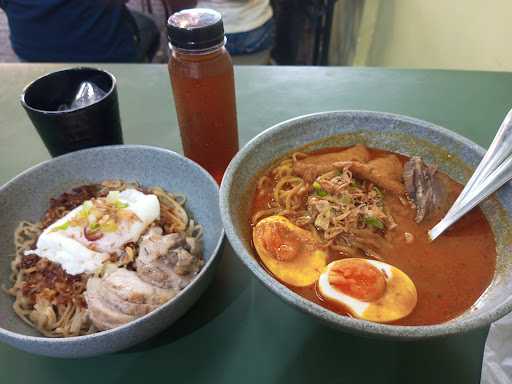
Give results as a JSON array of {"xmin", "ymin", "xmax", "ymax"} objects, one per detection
[{"xmin": 1, "ymin": 63, "xmax": 511, "ymax": 384}]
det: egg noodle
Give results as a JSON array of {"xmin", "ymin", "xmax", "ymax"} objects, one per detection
[
  {"xmin": 252, "ymin": 152, "xmax": 394, "ymax": 260},
  {"xmin": 6, "ymin": 180, "xmax": 202, "ymax": 337}
]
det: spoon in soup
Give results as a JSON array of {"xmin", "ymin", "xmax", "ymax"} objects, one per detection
[{"xmin": 429, "ymin": 108, "xmax": 512, "ymax": 241}]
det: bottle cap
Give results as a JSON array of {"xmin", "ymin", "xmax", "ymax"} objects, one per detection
[{"xmin": 167, "ymin": 8, "xmax": 225, "ymax": 51}]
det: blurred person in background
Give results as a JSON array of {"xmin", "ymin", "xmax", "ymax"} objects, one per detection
[
  {"xmin": 167, "ymin": 0, "xmax": 274, "ymax": 58},
  {"xmin": 0, "ymin": 0, "xmax": 193, "ymax": 62}
]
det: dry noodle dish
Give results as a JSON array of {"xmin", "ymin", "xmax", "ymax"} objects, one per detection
[
  {"xmin": 7, "ymin": 180, "xmax": 204, "ymax": 337},
  {"xmin": 250, "ymin": 144, "xmax": 496, "ymax": 325}
]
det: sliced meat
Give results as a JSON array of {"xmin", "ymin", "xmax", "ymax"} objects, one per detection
[
  {"xmin": 97, "ymin": 282, "xmax": 157, "ymax": 317},
  {"xmin": 403, "ymin": 156, "xmax": 445, "ymax": 223},
  {"xmin": 85, "ymin": 268, "xmax": 175, "ymax": 330},
  {"xmin": 138, "ymin": 227, "xmax": 184, "ymax": 261},
  {"xmin": 103, "ymin": 267, "xmax": 174, "ymax": 306},
  {"xmin": 85, "ymin": 278, "xmax": 136, "ymax": 331},
  {"xmin": 136, "ymin": 227, "xmax": 203, "ymax": 290},
  {"xmin": 293, "ymin": 144, "xmax": 371, "ymax": 181},
  {"xmin": 346, "ymin": 155, "xmax": 405, "ymax": 194}
]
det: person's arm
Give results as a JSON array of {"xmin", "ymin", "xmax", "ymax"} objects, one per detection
[{"xmin": 163, "ymin": 0, "xmax": 198, "ymax": 13}]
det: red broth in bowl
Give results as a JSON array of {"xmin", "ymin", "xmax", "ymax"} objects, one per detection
[{"xmin": 249, "ymin": 145, "xmax": 495, "ymax": 325}]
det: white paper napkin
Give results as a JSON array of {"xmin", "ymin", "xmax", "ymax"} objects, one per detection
[{"xmin": 481, "ymin": 312, "xmax": 512, "ymax": 384}]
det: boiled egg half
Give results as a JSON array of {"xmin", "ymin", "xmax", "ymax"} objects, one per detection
[
  {"xmin": 318, "ymin": 258, "xmax": 417, "ymax": 323},
  {"xmin": 252, "ymin": 215, "xmax": 327, "ymax": 287}
]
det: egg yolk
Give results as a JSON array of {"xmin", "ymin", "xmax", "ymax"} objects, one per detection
[
  {"xmin": 261, "ymin": 222, "xmax": 304, "ymax": 261},
  {"xmin": 328, "ymin": 259, "xmax": 386, "ymax": 302}
]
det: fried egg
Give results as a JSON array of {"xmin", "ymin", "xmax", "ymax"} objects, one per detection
[
  {"xmin": 252, "ymin": 215, "xmax": 327, "ymax": 287},
  {"xmin": 26, "ymin": 189, "xmax": 160, "ymax": 275},
  {"xmin": 318, "ymin": 258, "xmax": 417, "ymax": 323}
]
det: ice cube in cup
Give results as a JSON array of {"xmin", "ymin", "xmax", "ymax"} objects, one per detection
[{"xmin": 70, "ymin": 81, "xmax": 107, "ymax": 109}]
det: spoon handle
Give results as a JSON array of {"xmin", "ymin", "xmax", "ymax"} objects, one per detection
[
  {"xmin": 429, "ymin": 154, "xmax": 512, "ymax": 240},
  {"xmin": 448, "ymin": 109, "xmax": 512, "ymax": 213}
]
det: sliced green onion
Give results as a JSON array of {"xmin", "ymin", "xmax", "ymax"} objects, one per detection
[
  {"xmin": 77, "ymin": 200, "xmax": 93, "ymax": 218},
  {"xmin": 364, "ymin": 216, "xmax": 384, "ymax": 230},
  {"xmin": 115, "ymin": 201, "xmax": 129, "ymax": 209},
  {"xmin": 89, "ymin": 222, "xmax": 100, "ymax": 230},
  {"xmin": 312, "ymin": 181, "xmax": 328, "ymax": 197},
  {"xmin": 51, "ymin": 221, "xmax": 69, "ymax": 232}
]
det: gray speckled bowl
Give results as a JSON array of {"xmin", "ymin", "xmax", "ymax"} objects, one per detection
[
  {"xmin": 0, "ymin": 145, "xmax": 223, "ymax": 357},
  {"xmin": 220, "ymin": 110, "xmax": 512, "ymax": 340}
]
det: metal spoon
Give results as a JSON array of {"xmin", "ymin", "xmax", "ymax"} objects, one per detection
[{"xmin": 429, "ymin": 109, "xmax": 512, "ymax": 240}]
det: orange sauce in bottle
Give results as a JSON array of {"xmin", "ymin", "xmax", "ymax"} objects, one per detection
[{"xmin": 168, "ymin": 9, "xmax": 239, "ymax": 184}]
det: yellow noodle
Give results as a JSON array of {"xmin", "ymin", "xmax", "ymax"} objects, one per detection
[{"xmin": 252, "ymin": 153, "xmax": 392, "ymax": 260}]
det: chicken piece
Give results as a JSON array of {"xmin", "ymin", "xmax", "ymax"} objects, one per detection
[
  {"xmin": 403, "ymin": 156, "xmax": 445, "ymax": 223},
  {"xmin": 293, "ymin": 144, "xmax": 371, "ymax": 181},
  {"xmin": 85, "ymin": 268, "xmax": 176, "ymax": 330},
  {"xmin": 136, "ymin": 227, "xmax": 203, "ymax": 290},
  {"xmin": 85, "ymin": 278, "xmax": 137, "ymax": 331},
  {"xmin": 346, "ymin": 155, "xmax": 405, "ymax": 194},
  {"xmin": 103, "ymin": 267, "xmax": 174, "ymax": 305},
  {"xmin": 98, "ymin": 283, "xmax": 158, "ymax": 317}
]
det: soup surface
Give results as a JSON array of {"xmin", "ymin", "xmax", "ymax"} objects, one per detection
[{"xmin": 249, "ymin": 145, "xmax": 496, "ymax": 325}]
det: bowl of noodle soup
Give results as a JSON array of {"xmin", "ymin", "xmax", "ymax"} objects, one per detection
[
  {"xmin": 0, "ymin": 145, "xmax": 223, "ymax": 357},
  {"xmin": 219, "ymin": 111, "xmax": 512, "ymax": 339}
]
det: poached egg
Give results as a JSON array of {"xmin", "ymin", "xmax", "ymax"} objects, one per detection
[{"xmin": 26, "ymin": 189, "xmax": 160, "ymax": 275}]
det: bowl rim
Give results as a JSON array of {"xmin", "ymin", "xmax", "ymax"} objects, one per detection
[
  {"xmin": 220, "ymin": 109, "xmax": 512, "ymax": 339},
  {"xmin": 0, "ymin": 144, "xmax": 225, "ymax": 343}
]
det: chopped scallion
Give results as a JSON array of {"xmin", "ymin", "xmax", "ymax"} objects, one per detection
[
  {"xmin": 89, "ymin": 222, "xmax": 100, "ymax": 230},
  {"xmin": 115, "ymin": 201, "xmax": 129, "ymax": 209},
  {"xmin": 364, "ymin": 216, "xmax": 384, "ymax": 230},
  {"xmin": 313, "ymin": 181, "xmax": 328, "ymax": 197},
  {"xmin": 51, "ymin": 221, "xmax": 69, "ymax": 232}
]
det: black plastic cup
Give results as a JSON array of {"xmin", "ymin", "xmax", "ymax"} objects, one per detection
[{"xmin": 20, "ymin": 67, "xmax": 123, "ymax": 157}]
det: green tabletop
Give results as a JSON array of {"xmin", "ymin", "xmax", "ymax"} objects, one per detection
[{"xmin": 1, "ymin": 63, "xmax": 511, "ymax": 384}]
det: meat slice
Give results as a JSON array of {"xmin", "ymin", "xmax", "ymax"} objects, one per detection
[
  {"xmin": 98, "ymin": 283, "xmax": 158, "ymax": 317},
  {"xmin": 403, "ymin": 156, "xmax": 445, "ymax": 223},
  {"xmin": 293, "ymin": 144, "xmax": 371, "ymax": 181},
  {"xmin": 136, "ymin": 227, "xmax": 203, "ymax": 290},
  {"xmin": 85, "ymin": 268, "xmax": 176, "ymax": 330},
  {"xmin": 346, "ymin": 155, "xmax": 405, "ymax": 194},
  {"xmin": 85, "ymin": 278, "xmax": 137, "ymax": 331},
  {"xmin": 103, "ymin": 268, "xmax": 174, "ymax": 305}
]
